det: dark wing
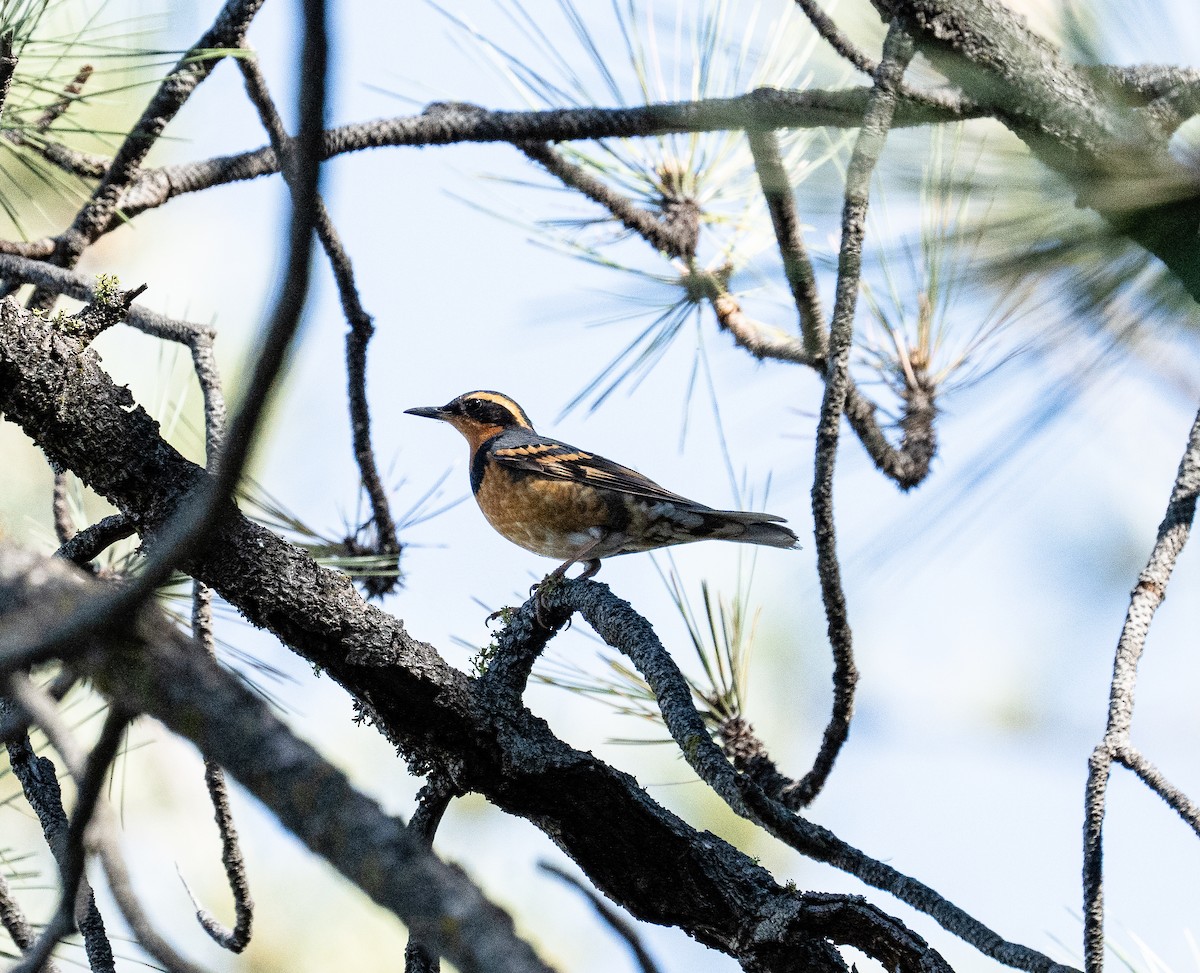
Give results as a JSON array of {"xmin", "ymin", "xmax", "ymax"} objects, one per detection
[{"xmin": 489, "ymin": 432, "xmax": 703, "ymax": 507}]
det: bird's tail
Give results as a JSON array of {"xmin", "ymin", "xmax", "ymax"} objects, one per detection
[{"xmin": 706, "ymin": 509, "xmax": 800, "ymax": 550}]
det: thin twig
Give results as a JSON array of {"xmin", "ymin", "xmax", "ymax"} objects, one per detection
[
  {"xmin": 189, "ymin": 581, "xmax": 254, "ymax": 953},
  {"xmin": 96, "ymin": 819, "xmax": 215, "ymax": 973},
  {"xmin": 108, "ymin": 85, "xmax": 980, "ymax": 225},
  {"xmin": 34, "ymin": 65, "xmax": 94, "ymax": 132},
  {"xmin": 1112, "ymin": 744, "xmax": 1200, "ymax": 836},
  {"xmin": 27, "ymin": 0, "xmax": 267, "ymax": 310},
  {"xmin": 539, "ymin": 863, "xmax": 662, "ymax": 973},
  {"xmin": 54, "ymin": 514, "xmax": 133, "ymax": 568},
  {"xmin": 792, "ymin": 0, "xmax": 971, "ymax": 114},
  {"xmin": 0, "ymin": 867, "xmax": 65, "ymax": 973},
  {"xmin": 794, "ymin": 0, "xmax": 877, "ymax": 75},
  {"xmin": 177, "ymin": 262, "xmax": 251, "ymax": 954},
  {"xmin": 51, "ymin": 471, "xmax": 75, "ymax": 545},
  {"xmin": 0, "ymin": 250, "xmax": 215, "ymax": 345},
  {"xmin": 1084, "ymin": 402, "xmax": 1200, "ymax": 973},
  {"xmin": 802, "ymin": 21, "xmax": 914, "ymax": 808},
  {"xmin": 236, "ymin": 47, "xmax": 401, "ymax": 597},
  {"xmin": 0, "ymin": 32, "xmax": 18, "ymax": 129},
  {"xmin": 3, "ymin": 681, "xmax": 126, "ymax": 973},
  {"xmin": 404, "ymin": 781, "xmax": 454, "ymax": 973},
  {"xmin": 747, "ymin": 129, "xmax": 827, "ymax": 358},
  {"xmin": 517, "ymin": 138, "xmax": 694, "ymax": 260}
]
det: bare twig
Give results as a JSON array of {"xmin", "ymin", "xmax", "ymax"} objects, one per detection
[
  {"xmin": 0, "ymin": 32, "xmax": 18, "ymax": 128},
  {"xmin": 1084, "ymin": 402, "xmax": 1200, "ymax": 973},
  {"xmin": 51, "ymin": 471, "xmax": 75, "ymax": 545},
  {"xmin": 3, "ymin": 64, "xmax": 100, "ymax": 184},
  {"xmin": 518, "ymin": 139, "xmax": 695, "ymax": 260},
  {"xmin": 747, "ymin": 130, "xmax": 827, "ymax": 358},
  {"xmin": 34, "ymin": 65, "xmax": 94, "ymax": 132},
  {"xmin": 169, "ymin": 164, "xmax": 250, "ymax": 950},
  {"xmin": 405, "ymin": 781, "xmax": 455, "ymax": 973},
  {"xmin": 0, "ymin": 868, "xmax": 65, "ymax": 973},
  {"xmin": 189, "ymin": 581, "xmax": 254, "ymax": 953},
  {"xmin": 110, "ymin": 85, "xmax": 980, "ymax": 224},
  {"xmin": 704, "ymin": 275, "xmax": 814, "ymax": 364},
  {"xmin": 791, "ymin": 0, "xmax": 971, "ymax": 115},
  {"xmin": 0, "ymin": 251, "xmax": 215, "ymax": 344},
  {"xmin": 793, "ymin": 0, "xmax": 877, "ymax": 75},
  {"xmin": 54, "ymin": 514, "xmax": 135, "ymax": 568},
  {"xmin": 803, "ymin": 21, "xmax": 914, "ymax": 808},
  {"xmin": 237, "ymin": 47, "xmax": 402, "ymax": 597},
  {"xmin": 96, "ymin": 818, "xmax": 216, "ymax": 973},
  {"xmin": 3, "ymin": 681, "xmax": 126, "ymax": 973},
  {"xmin": 1112, "ymin": 744, "xmax": 1200, "ymax": 836},
  {"xmin": 539, "ymin": 863, "xmax": 662, "ymax": 973}
]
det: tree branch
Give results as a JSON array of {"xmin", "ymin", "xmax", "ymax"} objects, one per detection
[
  {"xmin": 804, "ymin": 21, "xmax": 914, "ymax": 809},
  {"xmin": 531, "ymin": 579, "xmax": 1075, "ymax": 973},
  {"xmin": 1084, "ymin": 401, "xmax": 1200, "ymax": 973},
  {"xmin": 747, "ymin": 129, "xmax": 827, "ymax": 359},
  {"xmin": 28, "ymin": 0, "xmax": 268, "ymax": 309},
  {"xmin": 236, "ymin": 46, "xmax": 402, "ymax": 597},
  {"xmin": 873, "ymin": 0, "xmax": 1200, "ymax": 300},
  {"xmin": 1, "ymin": 291, "xmax": 951, "ymax": 973},
  {"xmin": 0, "ymin": 544, "xmax": 559, "ymax": 973}
]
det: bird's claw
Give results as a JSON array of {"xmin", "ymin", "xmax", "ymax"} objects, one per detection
[{"xmin": 486, "ymin": 606, "xmax": 516, "ymax": 627}]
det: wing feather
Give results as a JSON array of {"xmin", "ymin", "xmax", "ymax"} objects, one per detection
[{"xmin": 490, "ymin": 435, "xmax": 700, "ymax": 506}]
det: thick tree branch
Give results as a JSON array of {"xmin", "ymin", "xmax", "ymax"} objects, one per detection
[
  {"xmin": 0, "ymin": 545, "xmax": 558, "ymax": 973},
  {"xmin": 530, "ymin": 579, "xmax": 1075, "ymax": 973},
  {"xmin": 873, "ymin": 0, "xmax": 1200, "ymax": 300},
  {"xmin": 1, "ymin": 291, "xmax": 944, "ymax": 973}
]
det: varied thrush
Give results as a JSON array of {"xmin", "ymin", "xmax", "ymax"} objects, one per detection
[{"xmin": 405, "ymin": 391, "xmax": 799, "ymax": 583}]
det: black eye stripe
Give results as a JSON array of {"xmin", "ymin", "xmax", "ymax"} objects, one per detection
[{"xmin": 463, "ymin": 398, "xmax": 519, "ymax": 426}]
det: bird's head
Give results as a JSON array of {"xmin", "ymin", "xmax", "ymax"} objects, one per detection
[{"xmin": 405, "ymin": 390, "xmax": 534, "ymax": 450}]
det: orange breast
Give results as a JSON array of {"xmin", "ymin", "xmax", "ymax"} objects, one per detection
[{"xmin": 474, "ymin": 461, "xmax": 612, "ymax": 559}]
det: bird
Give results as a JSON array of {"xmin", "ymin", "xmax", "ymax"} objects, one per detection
[{"xmin": 405, "ymin": 390, "xmax": 799, "ymax": 584}]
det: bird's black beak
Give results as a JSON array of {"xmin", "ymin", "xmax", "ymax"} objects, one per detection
[{"xmin": 404, "ymin": 405, "xmax": 449, "ymax": 420}]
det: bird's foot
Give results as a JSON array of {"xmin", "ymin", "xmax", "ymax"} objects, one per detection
[
  {"xmin": 529, "ymin": 558, "xmax": 600, "ymax": 627},
  {"xmin": 486, "ymin": 605, "xmax": 517, "ymax": 627}
]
